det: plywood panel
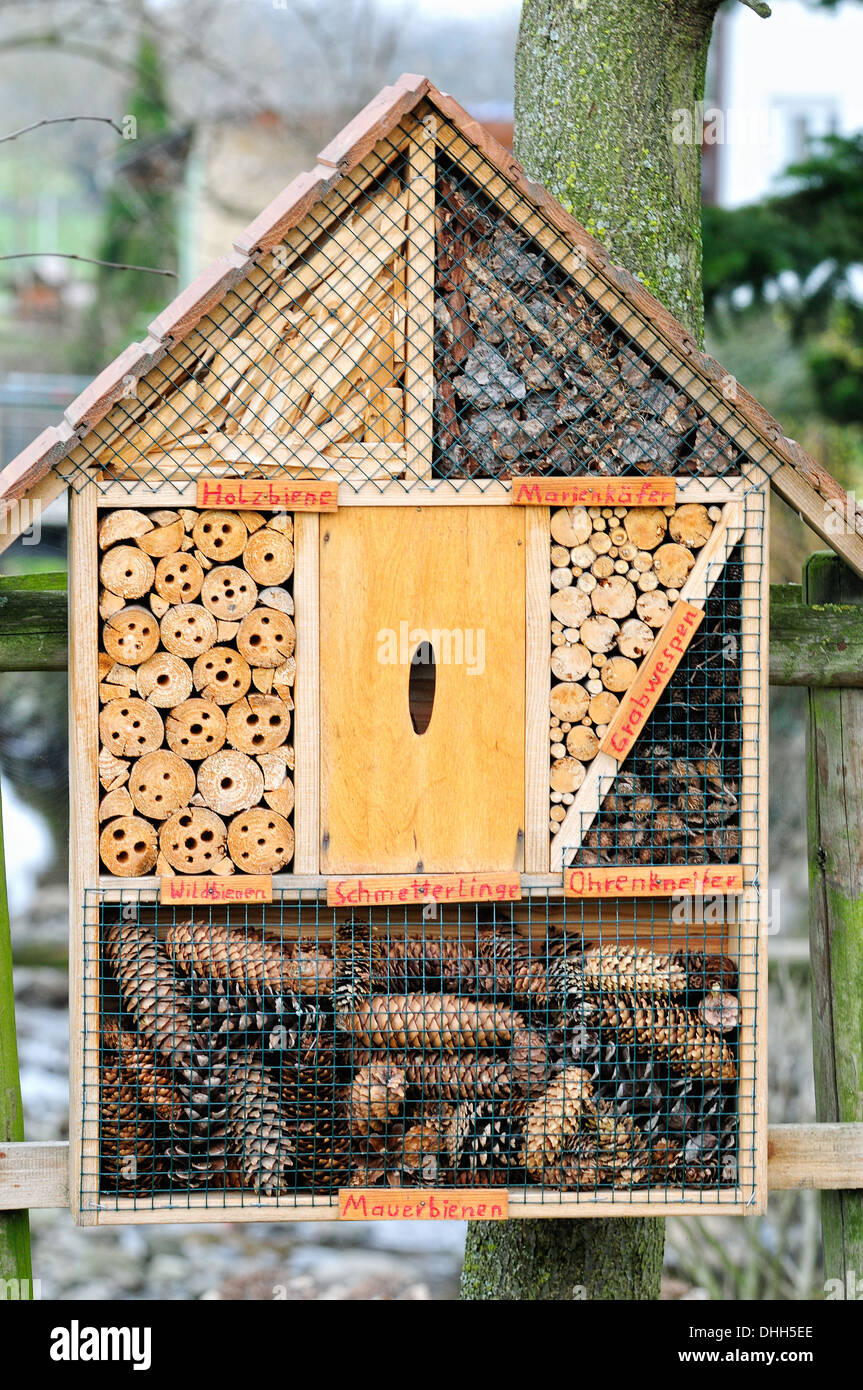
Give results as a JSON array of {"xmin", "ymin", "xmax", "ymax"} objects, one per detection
[{"xmin": 320, "ymin": 505, "xmax": 525, "ymax": 873}]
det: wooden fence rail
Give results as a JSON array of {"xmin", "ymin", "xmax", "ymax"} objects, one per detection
[{"xmin": 0, "ymin": 565, "xmax": 862, "ymax": 1281}]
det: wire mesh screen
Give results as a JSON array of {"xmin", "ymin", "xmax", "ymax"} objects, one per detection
[
  {"xmin": 81, "ymin": 890, "xmax": 758, "ymax": 1213},
  {"xmin": 57, "ymin": 110, "xmax": 756, "ymax": 495},
  {"xmin": 562, "ymin": 542, "xmax": 745, "ymax": 867}
]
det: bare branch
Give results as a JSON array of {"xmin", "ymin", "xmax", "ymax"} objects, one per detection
[
  {"xmin": 0, "ymin": 253, "xmax": 176, "ymax": 277},
  {"xmin": 0, "ymin": 114, "xmax": 125, "ymax": 145},
  {"xmin": 737, "ymin": 0, "xmax": 771, "ymax": 16}
]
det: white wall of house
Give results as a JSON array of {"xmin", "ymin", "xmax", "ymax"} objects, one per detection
[{"xmin": 719, "ymin": 0, "xmax": 863, "ymax": 207}]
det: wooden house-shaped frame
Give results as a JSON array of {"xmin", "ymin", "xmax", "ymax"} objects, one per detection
[{"xmin": 3, "ymin": 75, "xmax": 862, "ymax": 1224}]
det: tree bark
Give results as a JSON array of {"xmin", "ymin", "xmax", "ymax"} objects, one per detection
[
  {"xmin": 513, "ymin": 0, "xmax": 721, "ymax": 337},
  {"xmin": 462, "ymin": 0, "xmax": 721, "ymax": 1302}
]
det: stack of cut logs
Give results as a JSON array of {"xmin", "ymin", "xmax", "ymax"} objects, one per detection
[
  {"xmin": 97, "ymin": 506, "xmax": 295, "ymax": 876},
  {"xmin": 434, "ymin": 165, "xmax": 742, "ymax": 480},
  {"xmin": 100, "ymin": 919, "xmax": 740, "ymax": 1197},
  {"xmin": 548, "ymin": 500, "xmax": 723, "ymax": 841}
]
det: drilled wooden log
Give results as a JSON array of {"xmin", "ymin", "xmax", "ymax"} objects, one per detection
[
  {"xmin": 103, "ymin": 606, "xmax": 160, "ymax": 666},
  {"xmin": 158, "ymin": 807, "xmax": 230, "ymax": 874},
  {"xmin": 99, "ymin": 697, "xmax": 164, "ymax": 759},
  {"xmin": 99, "ymin": 816, "xmax": 158, "ymax": 875},
  {"xmin": 198, "ymin": 748, "xmax": 264, "ymax": 816},
  {"xmin": 193, "ymin": 511, "xmax": 247, "ymax": 561},
  {"xmin": 128, "ymin": 749, "xmax": 196, "ymax": 821},
  {"xmin": 154, "ymin": 551, "xmax": 204, "ymax": 604},
  {"xmin": 227, "ymin": 807, "xmax": 294, "ymax": 872},
  {"xmin": 226, "ymin": 694, "xmax": 291, "ymax": 754},
  {"xmin": 165, "ymin": 698, "xmax": 227, "ymax": 760},
  {"xmin": 100, "ymin": 545, "xmax": 155, "ymax": 600},
  {"xmin": 200, "ymin": 564, "xmax": 258, "ymax": 619},
  {"xmin": 159, "ymin": 603, "xmax": 218, "ymax": 659}
]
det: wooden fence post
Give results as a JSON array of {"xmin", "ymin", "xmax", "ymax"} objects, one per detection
[
  {"xmin": 805, "ymin": 552, "xmax": 863, "ymax": 1292},
  {"xmin": 0, "ymin": 772, "xmax": 33, "ymax": 1292}
]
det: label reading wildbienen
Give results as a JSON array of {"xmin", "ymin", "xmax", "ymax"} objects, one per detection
[
  {"xmin": 160, "ymin": 875, "xmax": 273, "ymax": 903},
  {"xmin": 196, "ymin": 477, "xmax": 339, "ymax": 511}
]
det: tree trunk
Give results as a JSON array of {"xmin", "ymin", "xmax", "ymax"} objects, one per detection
[
  {"xmin": 513, "ymin": 0, "xmax": 721, "ymax": 337},
  {"xmin": 461, "ymin": 0, "xmax": 720, "ymax": 1302}
]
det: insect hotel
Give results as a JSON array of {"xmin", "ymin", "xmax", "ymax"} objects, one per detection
[{"xmin": 4, "ymin": 74, "xmax": 861, "ymax": 1224}]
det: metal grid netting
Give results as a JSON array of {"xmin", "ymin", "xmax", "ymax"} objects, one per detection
[
  {"xmin": 81, "ymin": 890, "xmax": 757, "ymax": 1211},
  {"xmin": 58, "ymin": 113, "xmax": 757, "ymax": 495},
  {"xmin": 565, "ymin": 540, "xmax": 748, "ymax": 867}
]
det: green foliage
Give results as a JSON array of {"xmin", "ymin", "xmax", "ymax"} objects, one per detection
[
  {"xmin": 86, "ymin": 36, "xmax": 182, "ymax": 365},
  {"xmin": 704, "ymin": 135, "xmax": 863, "ymax": 422}
]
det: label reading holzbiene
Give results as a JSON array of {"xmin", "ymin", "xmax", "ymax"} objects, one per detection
[
  {"xmin": 196, "ymin": 478, "xmax": 339, "ymax": 511},
  {"xmin": 160, "ymin": 875, "xmax": 273, "ymax": 904},
  {"xmin": 339, "ymin": 1189, "xmax": 508, "ymax": 1221},
  {"xmin": 511, "ymin": 476, "xmax": 676, "ymax": 508},
  {"xmin": 564, "ymin": 864, "xmax": 744, "ymax": 898},
  {"xmin": 600, "ymin": 599, "xmax": 704, "ymax": 761},
  {"xmin": 325, "ymin": 873, "xmax": 522, "ymax": 907}
]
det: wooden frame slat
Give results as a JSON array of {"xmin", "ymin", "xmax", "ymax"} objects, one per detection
[{"xmin": 67, "ymin": 485, "xmax": 100, "ymax": 1224}]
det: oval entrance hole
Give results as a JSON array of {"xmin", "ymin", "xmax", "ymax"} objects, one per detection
[{"xmin": 409, "ymin": 640, "xmax": 436, "ymax": 735}]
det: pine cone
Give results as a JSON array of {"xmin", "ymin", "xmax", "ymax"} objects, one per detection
[
  {"xmin": 601, "ymin": 996, "xmax": 736, "ymax": 1081},
  {"xmin": 100, "ymin": 1058, "xmax": 159, "ymax": 1189},
  {"xmin": 161, "ymin": 1127, "xmax": 244, "ymax": 1191},
  {"xmin": 104, "ymin": 919, "xmax": 208, "ymax": 1070},
  {"xmin": 523, "ymin": 1069, "xmax": 594, "ymax": 1182},
  {"xmin": 345, "ymin": 1062, "xmax": 406, "ymax": 1133},
  {"xmin": 673, "ymin": 951, "xmax": 739, "ymax": 996},
  {"xmin": 165, "ymin": 919, "xmax": 333, "ymax": 996},
  {"xmin": 561, "ymin": 1103, "xmax": 651, "ymax": 1189},
  {"xmin": 370, "ymin": 937, "xmax": 498, "ymax": 995},
  {"xmin": 475, "ymin": 935, "xmax": 553, "ymax": 1000},
  {"xmin": 403, "ymin": 1051, "xmax": 513, "ymax": 1101},
  {"xmin": 445, "ymin": 1101, "xmax": 523, "ymax": 1185},
  {"xmin": 339, "ymin": 993, "xmax": 527, "ymax": 1050},
  {"xmin": 226, "ymin": 1055, "xmax": 295, "ymax": 1195},
  {"xmin": 579, "ymin": 945, "xmax": 689, "ymax": 997},
  {"xmin": 102, "ymin": 1022, "xmax": 194, "ymax": 1132}
]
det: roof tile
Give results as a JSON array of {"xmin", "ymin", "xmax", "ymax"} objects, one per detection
[
  {"xmin": 233, "ymin": 166, "xmax": 343, "ymax": 258},
  {"xmin": 147, "ymin": 251, "xmax": 252, "ymax": 342},
  {"xmin": 63, "ymin": 337, "xmax": 165, "ymax": 436},
  {"xmin": 316, "ymin": 73, "xmax": 429, "ymax": 170}
]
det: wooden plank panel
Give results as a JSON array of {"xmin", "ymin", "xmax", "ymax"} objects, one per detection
[
  {"xmin": 320, "ymin": 505, "xmax": 525, "ymax": 873},
  {"xmin": 524, "ymin": 507, "xmax": 550, "ymax": 872},
  {"xmin": 293, "ymin": 513, "xmax": 320, "ymax": 873},
  {"xmin": 0, "ymin": 1142, "xmax": 69, "ymax": 1210}
]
